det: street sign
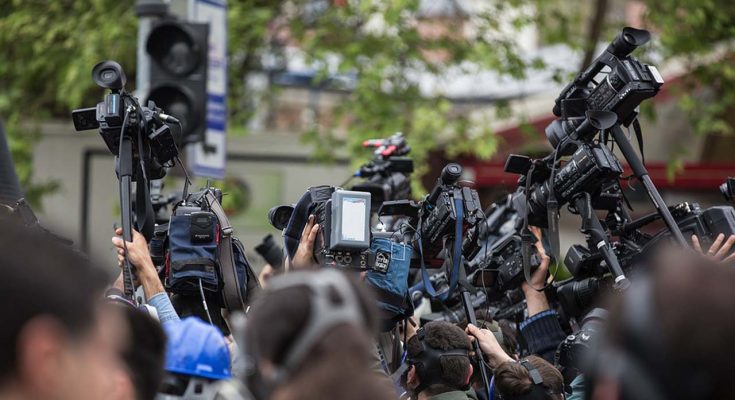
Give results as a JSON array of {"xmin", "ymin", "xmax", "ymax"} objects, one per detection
[{"xmin": 188, "ymin": 0, "xmax": 227, "ymax": 179}]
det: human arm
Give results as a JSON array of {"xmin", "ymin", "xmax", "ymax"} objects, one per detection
[
  {"xmin": 465, "ymin": 324, "xmax": 514, "ymax": 369},
  {"xmin": 518, "ymin": 227, "xmax": 567, "ymax": 363},
  {"xmin": 521, "ymin": 226, "xmax": 551, "ymax": 317},
  {"xmin": 111, "ymin": 228, "xmax": 166, "ymax": 301}
]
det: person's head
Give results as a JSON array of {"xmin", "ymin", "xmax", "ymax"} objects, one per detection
[
  {"xmin": 403, "ymin": 321, "xmax": 473, "ymax": 399},
  {"xmin": 0, "ymin": 221, "xmax": 118, "ymax": 400},
  {"xmin": 157, "ymin": 317, "xmax": 231, "ymax": 400},
  {"xmin": 170, "ymin": 293, "xmax": 230, "ymax": 336},
  {"xmin": 494, "ymin": 356, "xmax": 564, "ymax": 400},
  {"xmin": 243, "ymin": 269, "xmax": 393, "ymax": 400},
  {"xmin": 106, "ymin": 301, "xmax": 167, "ymax": 400},
  {"xmin": 590, "ymin": 250, "xmax": 735, "ymax": 400}
]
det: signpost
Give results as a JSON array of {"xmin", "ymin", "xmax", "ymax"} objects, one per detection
[{"xmin": 188, "ymin": 0, "xmax": 227, "ymax": 179}]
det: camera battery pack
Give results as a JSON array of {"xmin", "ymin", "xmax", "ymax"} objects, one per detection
[{"xmin": 190, "ymin": 211, "xmax": 216, "ymax": 243}]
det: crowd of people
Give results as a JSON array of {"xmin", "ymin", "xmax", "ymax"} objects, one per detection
[{"xmin": 4, "ymin": 197, "xmax": 735, "ymax": 400}]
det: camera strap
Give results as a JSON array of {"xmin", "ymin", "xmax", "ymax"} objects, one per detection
[
  {"xmin": 632, "ymin": 118, "xmax": 645, "ymax": 166},
  {"xmin": 204, "ymin": 190, "xmax": 247, "ymax": 311}
]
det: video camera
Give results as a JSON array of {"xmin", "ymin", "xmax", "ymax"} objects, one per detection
[
  {"xmin": 72, "ymin": 60, "xmax": 181, "ymax": 300},
  {"xmin": 351, "ymin": 133, "xmax": 414, "ymax": 211},
  {"xmin": 72, "ymin": 61, "xmax": 179, "ymax": 179},
  {"xmin": 548, "ymin": 27, "xmax": 663, "ymax": 156}
]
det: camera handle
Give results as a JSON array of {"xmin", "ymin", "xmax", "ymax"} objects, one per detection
[
  {"xmin": 117, "ymin": 125, "xmax": 138, "ymax": 303},
  {"xmin": 608, "ymin": 125, "xmax": 688, "ymax": 247},
  {"xmin": 574, "ymin": 194, "xmax": 630, "ymax": 291}
]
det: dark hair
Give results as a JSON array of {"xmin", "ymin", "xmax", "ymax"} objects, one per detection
[
  {"xmin": 171, "ymin": 293, "xmax": 230, "ymax": 336},
  {"xmin": 494, "ymin": 356, "xmax": 563, "ymax": 400},
  {"xmin": 406, "ymin": 321, "xmax": 472, "ymax": 396},
  {"xmin": 603, "ymin": 250, "xmax": 735, "ymax": 400},
  {"xmin": 0, "ymin": 221, "xmax": 109, "ymax": 380},
  {"xmin": 244, "ymin": 271, "xmax": 391, "ymax": 400},
  {"xmin": 115, "ymin": 304, "xmax": 167, "ymax": 400}
]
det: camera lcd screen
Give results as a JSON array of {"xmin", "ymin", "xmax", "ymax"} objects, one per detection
[{"xmin": 341, "ymin": 197, "xmax": 367, "ymax": 242}]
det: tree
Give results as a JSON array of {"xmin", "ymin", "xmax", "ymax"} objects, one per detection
[
  {"xmin": 0, "ymin": 0, "xmax": 137, "ymax": 207},
  {"xmin": 642, "ymin": 0, "xmax": 735, "ymax": 139}
]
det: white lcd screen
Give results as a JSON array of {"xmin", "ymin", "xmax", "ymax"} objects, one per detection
[{"xmin": 341, "ymin": 197, "xmax": 367, "ymax": 242}]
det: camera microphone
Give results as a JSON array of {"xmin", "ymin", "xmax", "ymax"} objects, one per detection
[{"xmin": 157, "ymin": 112, "xmax": 181, "ymax": 124}]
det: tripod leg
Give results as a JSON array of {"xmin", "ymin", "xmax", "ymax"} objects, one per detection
[{"xmin": 609, "ymin": 125, "xmax": 688, "ymax": 247}]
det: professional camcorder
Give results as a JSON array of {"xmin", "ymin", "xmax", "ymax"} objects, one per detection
[
  {"xmin": 72, "ymin": 60, "xmax": 182, "ymax": 300},
  {"xmin": 351, "ymin": 133, "xmax": 414, "ymax": 211},
  {"xmin": 72, "ymin": 61, "xmax": 179, "ymax": 179}
]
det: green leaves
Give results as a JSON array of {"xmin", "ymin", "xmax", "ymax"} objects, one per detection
[{"xmin": 0, "ymin": 1, "xmax": 136, "ymax": 207}]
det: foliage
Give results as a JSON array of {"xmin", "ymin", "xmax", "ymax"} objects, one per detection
[
  {"xmin": 0, "ymin": 0, "xmax": 137, "ymax": 207},
  {"xmin": 643, "ymin": 0, "xmax": 735, "ymax": 139},
  {"xmin": 3, "ymin": 0, "xmax": 734, "ymax": 205},
  {"xmin": 261, "ymin": 0, "xmax": 546, "ymax": 193}
]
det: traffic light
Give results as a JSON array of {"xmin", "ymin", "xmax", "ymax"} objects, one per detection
[{"xmin": 145, "ymin": 20, "xmax": 208, "ymax": 144}]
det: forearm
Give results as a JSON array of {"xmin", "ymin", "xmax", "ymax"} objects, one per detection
[
  {"xmin": 523, "ymin": 287, "xmax": 550, "ymax": 317},
  {"xmin": 486, "ymin": 348, "xmax": 514, "ymax": 370},
  {"xmin": 519, "ymin": 309, "xmax": 567, "ymax": 363},
  {"xmin": 137, "ymin": 259, "xmax": 165, "ymax": 299},
  {"xmin": 147, "ymin": 291, "xmax": 180, "ymax": 324}
]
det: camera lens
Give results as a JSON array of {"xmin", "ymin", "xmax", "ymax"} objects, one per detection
[{"xmin": 267, "ymin": 205, "xmax": 294, "ymax": 231}]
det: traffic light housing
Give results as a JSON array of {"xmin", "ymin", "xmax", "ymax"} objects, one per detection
[{"xmin": 145, "ymin": 20, "xmax": 208, "ymax": 144}]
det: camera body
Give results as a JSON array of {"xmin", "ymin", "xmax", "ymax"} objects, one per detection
[
  {"xmin": 548, "ymin": 27, "xmax": 663, "ymax": 153},
  {"xmin": 644, "ymin": 203, "xmax": 735, "ymax": 250},
  {"xmin": 255, "ymin": 234, "xmax": 285, "ymax": 269},
  {"xmin": 507, "ymin": 142, "xmax": 623, "ymax": 227},
  {"xmin": 72, "ymin": 61, "xmax": 178, "ymax": 180},
  {"xmin": 475, "ymin": 234, "xmax": 541, "ymax": 295},
  {"xmin": 313, "ymin": 189, "xmax": 373, "ymax": 269},
  {"xmin": 352, "ymin": 133, "xmax": 414, "ymax": 211},
  {"xmin": 555, "ymin": 308, "xmax": 608, "ymax": 385},
  {"xmin": 351, "ymin": 156, "xmax": 413, "ymax": 211}
]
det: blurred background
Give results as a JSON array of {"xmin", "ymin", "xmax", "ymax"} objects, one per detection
[{"xmin": 1, "ymin": 0, "xmax": 734, "ymax": 267}]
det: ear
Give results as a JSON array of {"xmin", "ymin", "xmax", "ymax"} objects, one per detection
[
  {"xmin": 465, "ymin": 363, "xmax": 474, "ymax": 386},
  {"xmin": 16, "ymin": 317, "xmax": 67, "ymax": 396},
  {"xmin": 407, "ymin": 365, "xmax": 420, "ymax": 389}
]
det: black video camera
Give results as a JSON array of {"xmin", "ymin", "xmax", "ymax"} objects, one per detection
[
  {"xmin": 473, "ymin": 234, "xmax": 542, "ymax": 295},
  {"xmin": 255, "ymin": 234, "xmax": 285, "ymax": 270},
  {"xmin": 548, "ymin": 27, "xmax": 663, "ymax": 156},
  {"xmin": 72, "ymin": 60, "xmax": 179, "ymax": 180},
  {"xmin": 351, "ymin": 133, "xmax": 414, "ymax": 211},
  {"xmin": 506, "ymin": 140, "xmax": 624, "ymax": 227}
]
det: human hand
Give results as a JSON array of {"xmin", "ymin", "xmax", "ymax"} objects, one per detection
[
  {"xmin": 258, "ymin": 264, "xmax": 275, "ymax": 287},
  {"xmin": 465, "ymin": 323, "xmax": 513, "ymax": 369},
  {"xmin": 112, "ymin": 228, "xmax": 156, "ymax": 278},
  {"xmin": 291, "ymin": 215, "xmax": 319, "ymax": 270},
  {"xmin": 692, "ymin": 234, "xmax": 735, "ymax": 263},
  {"xmin": 112, "ymin": 228, "xmax": 164, "ymax": 297},
  {"xmin": 521, "ymin": 226, "xmax": 551, "ymax": 292}
]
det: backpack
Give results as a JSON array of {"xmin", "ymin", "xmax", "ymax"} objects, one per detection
[{"xmin": 165, "ymin": 187, "xmax": 259, "ymax": 311}]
